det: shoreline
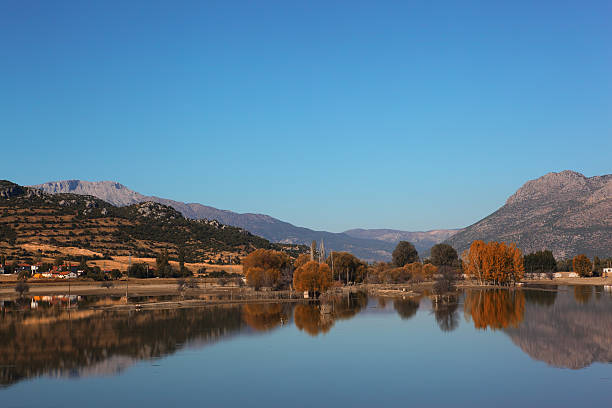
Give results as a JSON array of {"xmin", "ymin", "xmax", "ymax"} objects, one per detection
[{"xmin": 2, "ymin": 276, "xmax": 611, "ymax": 303}]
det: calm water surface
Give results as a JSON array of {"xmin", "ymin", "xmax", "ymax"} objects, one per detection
[{"xmin": 2, "ymin": 286, "xmax": 612, "ymax": 407}]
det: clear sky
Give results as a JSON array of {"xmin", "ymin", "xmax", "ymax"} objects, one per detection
[{"xmin": 1, "ymin": 1, "xmax": 610, "ymax": 232}]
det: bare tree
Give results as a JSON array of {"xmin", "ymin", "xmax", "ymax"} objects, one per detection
[{"xmin": 433, "ymin": 266, "xmax": 459, "ymax": 295}]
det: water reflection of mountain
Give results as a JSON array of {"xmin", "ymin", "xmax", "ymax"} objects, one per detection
[
  {"xmin": 504, "ymin": 288, "xmax": 612, "ymax": 369},
  {"xmin": 0, "ymin": 304, "xmax": 246, "ymax": 387}
]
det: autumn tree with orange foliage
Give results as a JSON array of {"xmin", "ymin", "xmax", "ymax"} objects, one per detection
[
  {"xmin": 293, "ymin": 261, "xmax": 332, "ymax": 294},
  {"xmin": 243, "ymin": 249, "xmax": 290, "ymax": 290},
  {"xmin": 462, "ymin": 240, "xmax": 525, "ymax": 285},
  {"xmin": 294, "ymin": 253, "xmax": 311, "ymax": 270},
  {"xmin": 367, "ymin": 262, "xmax": 438, "ymax": 284},
  {"xmin": 422, "ymin": 263, "xmax": 438, "ymax": 279},
  {"xmin": 572, "ymin": 254, "xmax": 592, "ymax": 277}
]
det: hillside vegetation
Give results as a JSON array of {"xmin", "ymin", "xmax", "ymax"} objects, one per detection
[{"xmin": 0, "ymin": 181, "xmax": 304, "ymax": 264}]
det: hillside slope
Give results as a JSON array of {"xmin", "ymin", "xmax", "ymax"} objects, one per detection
[
  {"xmin": 1, "ymin": 181, "xmax": 301, "ymax": 263},
  {"xmin": 445, "ymin": 171, "xmax": 612, "ymax": 258}
]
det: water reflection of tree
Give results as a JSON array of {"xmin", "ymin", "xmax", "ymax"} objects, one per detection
[
  {"xmin": 464, "ymin": 289, "xmax": 525, "ymax": 330},
  {"xmin": 241, "ymin": 304, "xmax": 290, "ymax": 332},
  {"xmin": 433, "ymin": 297, "xmax": 459, "ymax": 332},
  {"xmin": 523, "ymin": 287, "xmax": 557, "ymax": 307},
  {"xmin": 293, "ymin": 304, "xmax": 334, "ymax": 336},
  {"xmin": 322, "ymin": 291, "xmax": 368, "ymax": 321},
  {"xmin": 377, "ymin": 297, "xmax": 388, "ymax": 309},
  {"xmin": 573, "ymin": 286, "xmax": 592, "ymax": 305},
  {"xmin": 393, "ymin": 297, "xmax": 420, "ymax": 320}
]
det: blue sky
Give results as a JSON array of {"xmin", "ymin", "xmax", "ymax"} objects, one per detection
[{"xmin": 1, "ymin": 1, "xmax": 610, "ymax": 232}]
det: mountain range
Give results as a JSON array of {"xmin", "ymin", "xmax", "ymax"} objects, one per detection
[
  {"xmin": 32, "ymin": 170, "xmax": 612, "ymax": 261},
  {"xmin": 32, "ymin": 180, "xmax": 457, "ymax": 261},
  {"xmin": 445, "ymin": 170, "xmax": 612, "ymax": 258}
]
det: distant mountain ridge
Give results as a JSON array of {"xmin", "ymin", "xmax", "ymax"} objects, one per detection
[
  {"xmin": 445, "ymin": 170, "xmax": 612, "ymax": 258},
  {"xmin": 32, "ymin": 180, "xmax": 454, "ymax": 261},
  {"xmin": 343, "ymin": 228, "xmax": 459, "ymax": 251}
]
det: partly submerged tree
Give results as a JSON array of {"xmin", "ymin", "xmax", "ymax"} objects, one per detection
[{"xmin": 433, "ymin": 265, "xmax": 459, "ymax": 295}]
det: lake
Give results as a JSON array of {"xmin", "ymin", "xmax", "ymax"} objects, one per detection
[{"xmin": 2, "ymin": 286, "xmax": 612, "ymax": 407}]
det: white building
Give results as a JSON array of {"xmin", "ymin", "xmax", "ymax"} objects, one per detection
[{"xmin": 603, "ymin": 268, "xmax": 612, "ymax": 278}]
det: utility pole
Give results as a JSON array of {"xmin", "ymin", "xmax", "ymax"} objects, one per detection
[
  {"xmin": 126, "ymin": 253, "xmax": 130, "ymax": 304},
  {"xmin": 319, "ymin": 239, "xmax": 325, "ymax": 263},
  {"xmin": 331, "ymin": 251, "xmax": 334, "ymax": 281},
  {"xmin": 310, "ymin": 241, "xmax": 316, "ymax": 262}
]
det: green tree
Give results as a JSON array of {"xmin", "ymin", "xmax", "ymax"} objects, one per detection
[
  {"xmin": 155, "ymin": 249, "xmax": 175, "ymax": 277},
  {"xmin": 326, "ymin": 252, "xmax": 367, "ymax": 284},
  {"xmin": 392, "ymin": 241, "xmax": 419, "ymax": 267},
  {"xmin": 86, "ymin": 266, "xmax": 107, "ymax": 281},
  {"xmin": 110, "ymin": 269, "xmax": 122, "ymax": 280},
  {"xmin": 78, "ymin": 257, "xmax": 89, "ymax": 272},
  {"xmin": 53, "ymin": 255, "xmax": 64, "ymax": 267},
  {"xmin": 593, "ymin": 256, "xmax": 603, "ymax": 276},
  {"xmin": 524, "ymin": 250, "xmax": 557, "ymax": 273},
  {"xmin": 178, "ymin": 246, "xmax": 188, "ymax": 275},
  {"xmin": 430, "ymin": 244, "xmax": 458, "ymax": 267}
]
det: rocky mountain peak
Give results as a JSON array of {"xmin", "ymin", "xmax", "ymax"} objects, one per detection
[
  {"xmin": 505, "ymin": 170, "xmax": 602, "ymax": 206},
  {"xmin": 446, "ymin": 170, "xmax": 612, "ymax": 258},
  {"xmin": 33, "ymin": 180, "xmax": 146, "ymax": 207}
]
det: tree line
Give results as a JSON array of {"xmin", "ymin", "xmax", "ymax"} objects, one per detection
[{"xmin": 240, "ymin": 241, "xmax": 463, "ymax": 296}]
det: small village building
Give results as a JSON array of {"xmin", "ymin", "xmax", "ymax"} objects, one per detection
[
  {"xmin": 554, "ymin": 272, "xmax": 579, "ymax": 279},
  {"xmin": 603, "ymin": 268, "xmax": 612, "ymax": 278}
]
